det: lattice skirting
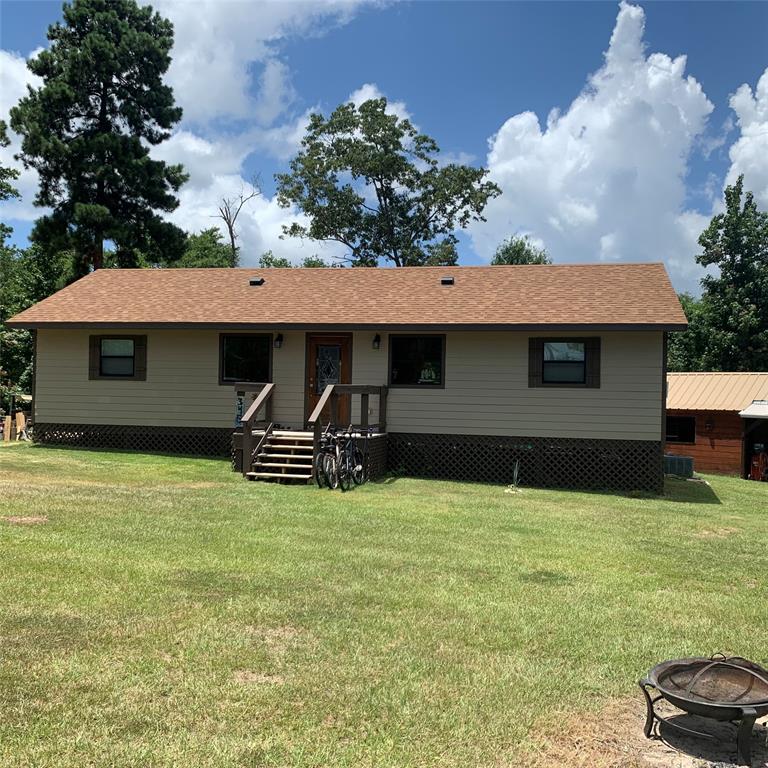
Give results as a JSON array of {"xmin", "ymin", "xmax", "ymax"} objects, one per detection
[
  {"xmin": 34, "ymin": 423, "xmax": 232, "ymax": 457},
  {"xmin": 366, "ymin": 434, "xmax": 388, "ymax": 480},
  {"xmin": 387, "ymin": 433, "xmax": 663, "ymax": 492}
]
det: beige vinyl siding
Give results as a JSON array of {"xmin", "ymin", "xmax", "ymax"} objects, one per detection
[
  {"xmin": 352, "ymin": 331, "xmax": 663, "ymax": 440},
  {"xmin": 35, "ymin": 329, "xmax": 307, "ymax": 429},
  {"xmin": 35, "ymin": 328, "xmax": 663, "ymax": 440}
]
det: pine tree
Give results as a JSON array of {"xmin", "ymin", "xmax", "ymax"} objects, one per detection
[{"xmin": 10, "ymin": 0, "xmax": 188, "ymax": 274}]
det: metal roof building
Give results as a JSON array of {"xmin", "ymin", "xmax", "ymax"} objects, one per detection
[{"xmin": 666, "ymin": 372, "xmax": 768, "ymax": 478}]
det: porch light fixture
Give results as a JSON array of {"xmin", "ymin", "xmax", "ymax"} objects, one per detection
[
  {"xmin": 274, "ymin": 333, "xmax": 284, "ymax": 349},
  {"xmin": 372, "ymin": 333, "xmax": 381, "ymax": 350},
  {"xmin": 705, "ymin": 416, "xmax": 714, "ymax": 431}
]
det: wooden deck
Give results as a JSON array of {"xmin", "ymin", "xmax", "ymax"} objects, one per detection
[{"xmin": 235, "ymin": 383, "xmax": 388, "ymax": 484}]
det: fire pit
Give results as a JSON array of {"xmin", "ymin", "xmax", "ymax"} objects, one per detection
[{"xmin": 640, "ymin": 655, "xmax": 768, "ymax": 766}]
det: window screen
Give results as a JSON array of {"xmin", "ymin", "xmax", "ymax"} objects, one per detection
[
  {"xmin": 543, "ymin": 342, "xmax": 586, "ymax": 384},
  {"xmin": 221, "ymin": 335, "xmax": 271, "ymax": 383},
  {"xmin": 100, "ymin": 338, "xmax": 135, "ymax": 377},
  {"xmin": 389, "ymin": 336, "xmax": 444, "ymax": 387}
]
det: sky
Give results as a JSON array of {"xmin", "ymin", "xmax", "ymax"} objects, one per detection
[{"xmin": 1, "ymin": 0, "xmax": 767, "ymax": 293}]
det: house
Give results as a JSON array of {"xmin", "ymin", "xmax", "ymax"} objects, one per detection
[
  {"xmin": 665, "ymin": 372, "xmax": 768, "ymax": 477},
  {"xmin": 5, "ymin": 263, "xmax": 686, "ymax": 492}
]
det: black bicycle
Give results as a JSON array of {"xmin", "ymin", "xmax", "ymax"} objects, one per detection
[
  {"xmin": 315, "ymin": 425, "xmax": 372, "ymax": 491},
  {"xmin": 315, "ymin": 424, "xmax": 339, "ymax": 489}
]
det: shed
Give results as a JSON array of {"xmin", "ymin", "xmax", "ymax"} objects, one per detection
[{"xmin": 665, "ymin": 372, "xmax": 768, "ymax": 476}]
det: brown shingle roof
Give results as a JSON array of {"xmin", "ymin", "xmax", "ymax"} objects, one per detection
[
  {"xmin": 667, "ymin": 372, "xmax": 768, "ymax": 412},
  {"xmin": 6, "ymin": 263, "xmax": 687, "ymax": 330}
]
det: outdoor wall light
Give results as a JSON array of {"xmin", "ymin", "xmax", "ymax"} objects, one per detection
[
  {"xmin": 705, "ymin": 416, "xmax": 714, "ymax": 431},
  {"xmin": 274, "ymin": 333, "xmax": 284, "ymax": 349},
  {"xmin": 372, "ymin": 333, "xmax": 381, "ymax": 350}
]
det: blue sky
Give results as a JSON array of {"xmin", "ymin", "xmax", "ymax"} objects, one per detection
[{"xmin": 1, "ymin": 1, "xmax": 767, "ymax": 292}]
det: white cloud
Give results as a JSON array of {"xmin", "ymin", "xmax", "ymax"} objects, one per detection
[
  {"xmin": 470, "ymin": 1, "xmax": 714, "ymax": 292},
  {"xmin": 725, "ymin": 67, "xmax": 768, "ymax": 207},
  {"xmin": 349, "ymin": 82, "xmax": 413, "ymax": 123},
  {"xmin": 0, "ymin": 48, "xmax": 43, "ymax": 223},
  {"xmin": 152, "ymin": 0, "xmax": 367, "ymax": 126}
]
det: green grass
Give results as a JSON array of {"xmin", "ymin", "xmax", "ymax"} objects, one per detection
[{"xmin": 1, "ymin": 443, "xmax": 766, "ymax": 767}]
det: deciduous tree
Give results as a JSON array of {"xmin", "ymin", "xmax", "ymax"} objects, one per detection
[
  {"xmin": 276, "ymin": 98, "xmax": 500, "ymax": 267},
  {"xmin": 667, "ymin": 293, "xmax": 709, "ymax": 372},
  {"xmin": 491, "ymin": 235, "xmax": 551, "ymax": 265},
  {"xmin": 696, "ymin": 176, "xmax": 768, "ymax": 371},
  {"xmin": 176, "ymin": 228, "xmax": 233, "ymax": 268}
]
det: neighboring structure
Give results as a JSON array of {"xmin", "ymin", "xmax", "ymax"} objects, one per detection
[
  {"xmin": 5, "ymin": 263, "xmax": 686, "ymax": 492},
  {"xmin": 665, "ymin": 372, "xmax": 768, "ymax": 476}
]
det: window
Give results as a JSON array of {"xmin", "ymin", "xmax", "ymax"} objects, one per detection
[
  {"xmin": 100, "ymin": 338, "xmax": 135, "ymax": 376},
  {"xmin": 389, "ymin": 335, "xmax": 445, "ymax": 387},
  {"xmin": 666, "ymin": 415, "xmax": 696, "ymax": 444},
  {"xmin": 528, "ymin": 337, "xmax": 600, "ymax": 388},
  {"xmin": 543, "ymin": 341, "xmax": 585, "ymax": 384},
  {"xmin": 220, "ymin": 334, "xmax": 271, "ymax": 384},
  {"xmin": 89, "ymin": 336, "xmax": 147, "ymax": 381}
]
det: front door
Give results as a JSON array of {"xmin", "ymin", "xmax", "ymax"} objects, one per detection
[{"xmin": 306, "ymin": 334, "xmax": 352, "ymax": 426}]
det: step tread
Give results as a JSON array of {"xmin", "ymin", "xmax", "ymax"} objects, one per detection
[
  {"xmin": 259, "ymin": 452, "xmax": 314, "ymax": 459},
  {"xmin": 247, "ymin": 471, "xmax": 312, "ymax": 480},
  {"xmin": 255, "ymin": 462, "xmax": 314, "ymax": 469},
  {"xmin": 273, "ymin": 430, "xmax": 313, "ymax": 437}
]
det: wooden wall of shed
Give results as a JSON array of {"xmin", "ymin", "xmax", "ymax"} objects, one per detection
[{"xmin": 665, "ymin": 409, "xmax": 744, "ymax": 475}]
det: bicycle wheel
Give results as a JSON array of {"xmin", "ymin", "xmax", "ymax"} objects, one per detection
[
  {"xmin": 338, "ymin": 449, "xmax": 352, "ymax": 492},
  {"xmin": 351, "ymin": 447, "xmax": 365, "ymax": 485},
  {"xmin": 314, "ymin": 452, "xmax": 327, "ymax": 488},
  {"xmin": 324, "ymin": 453, "xmax": 339, "ymax": 489}
]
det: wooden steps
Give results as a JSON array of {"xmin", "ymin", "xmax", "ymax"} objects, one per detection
[{"xmin": 247, "ymin": 430, "xmax": 315, "ymax": 483}]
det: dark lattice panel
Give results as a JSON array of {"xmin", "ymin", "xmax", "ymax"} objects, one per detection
[
  {"xmin": 34, "ymin": 423, "xmax": 232, "ymax": 457},
  {"xmin": 387, "ymin": 433, "xmax": 663, "ymax": 493},
  {"xmin": 366, "ymin": 435, "xmax": 388, "ymax": 480}
]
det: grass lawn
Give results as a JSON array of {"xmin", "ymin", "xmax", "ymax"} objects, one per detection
[{"xmin": 1, "ymin": 443, "xmax": 766, "ymax": 767}]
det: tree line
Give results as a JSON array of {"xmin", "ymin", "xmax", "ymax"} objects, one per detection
[{"xmin": 1, "ymin": 0, "xmax": 767, "ymax": 411}]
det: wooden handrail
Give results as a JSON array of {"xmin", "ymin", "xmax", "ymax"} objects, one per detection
[
  {"xmin": 240, "ymin": 383, "xmax": 275, "ymax": 478},
  {"xmin": 307, "ymin": 384, "xmax": 335, "ymax": 426},
  {"xmin": 241, "ymin": 382, "xmax": 275, "ymax": 424}
]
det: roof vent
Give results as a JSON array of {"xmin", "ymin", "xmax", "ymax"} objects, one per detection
[
  {"xmin": 249, "ymin": 277, "xmax": 265, "ymax": 286},
  {"xmin": 440, "ymin": 276, "xmax": 454, "ymax": 286}
]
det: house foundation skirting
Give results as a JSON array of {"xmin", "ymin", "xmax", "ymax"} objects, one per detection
[
  {"xmin": 33, "ymin": 423, "xmax": 232, "ymax": 457},
  {"xmin": 387, "ymin": 432, "xmax": 663, "ymax": 493},
  {"xmin": 32, "ymin": 424, "xmax": 662, "ymax": 491}
]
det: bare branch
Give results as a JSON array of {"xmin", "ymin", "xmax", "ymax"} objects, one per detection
[{"xmin": 212, "ymin": 174, "xmax": 262, "ymax": 266}]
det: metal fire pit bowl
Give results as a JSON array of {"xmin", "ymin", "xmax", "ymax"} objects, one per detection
[{"xmin": 640, "ymin": 655, "xmax": 768, "ymax": 766}]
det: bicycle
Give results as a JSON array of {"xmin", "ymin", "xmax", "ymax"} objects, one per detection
[{"xmin": 315, "ymin": 424, "xmax": 339, "ymax": 489}]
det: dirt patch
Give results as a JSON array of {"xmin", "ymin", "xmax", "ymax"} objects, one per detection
[
  {"xmin": 233, "ymin": 669, "xmax": 284, "ymax": 686},
  {"xmin": 523, "ymin": 697, "xmax": 768, "ymax": 768},
  {"xmin": 1, "ymin": 515, "xmax": 48, "ymax": 525},
  {"xmin": 693, "ymin": 527, "xmax": 739, "ymax": 540}
]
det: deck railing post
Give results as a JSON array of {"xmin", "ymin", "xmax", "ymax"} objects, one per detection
[
  {"xmin": 241, "ymin": 419, "xmax": 253, "ymax": 477},
  {"xmin": 379, "ymin": 386, "xmax": 388, "ymax": 433},
  {"xmin": 360, "ymin": 393, "xmax": 369, "ymax": 429},
  {"xmin": 331, "ymin": 391, "xmax": 339, "ymax": 427}
]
